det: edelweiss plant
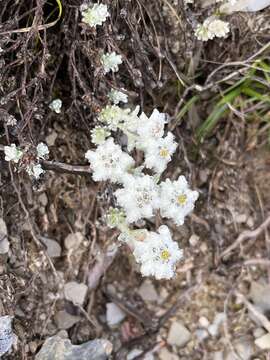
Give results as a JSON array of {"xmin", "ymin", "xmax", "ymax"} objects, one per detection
[
  {"xmin": 4, "ymin": 143, "xmax": 49, "ymax": 180},
  {"xmin": 85, "ymin": 102, "xmax": 199, "ymax": 280}
]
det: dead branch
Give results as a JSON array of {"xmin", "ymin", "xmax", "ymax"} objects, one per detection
[{"xmin": 220, "ymin": 214, "xmax": 270, "ymax": 259}]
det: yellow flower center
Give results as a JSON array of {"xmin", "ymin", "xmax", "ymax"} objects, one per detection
[
  {"xmin": 159, "ymin": 148, "xmax": 169, "ymax": 158},
  {"xmin": 177, "ymin": 194, "xmax": 187, "ymax": 206},
  {"xmin": 160, "ymin": 249, "xmax": 170, "ymax": 261}
]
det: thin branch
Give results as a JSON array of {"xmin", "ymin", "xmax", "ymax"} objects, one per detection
[
  {"xmin": 220, "ymin": 214, "xmax": 270, "ymax": 259},
  {"xmin": 0, "ymin": 144, "xmax": 91, "ymax": 176}
]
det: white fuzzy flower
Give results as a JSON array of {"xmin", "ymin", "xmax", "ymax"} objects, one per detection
[
  {"xmin": 91, "ymin": 126, "xmax": 111, "ymax": 145},
  {"xmin": 144, "ymin": 132, "xmax": 177, "ymax": 174},
  {"xmin": 85, "ymin": 138, "xmax": 134, "ymax": 183},
  {"xmin": 98, "ymin": 105, "xmax": 129, "ymax": 130},
  {"xmin": 159, "ymin": 176, "xmax": 199, "ymax": 226},
  {"xmin": 26, "ymin": 164, "xmax": 45, "ymax": 179},
  {"xmin": 137, "ymin": 109, "xmax": 166, "ymax": 148},
  {"xmin": 4, "ymin": 144, "xmax": 23, "ymax": 163},
  {"xmin": 101, "ymin": 52, "xmax": 122, "ymax": 74},
  {"xmin": 81, "ymin": 3, "xmax": 109, "ymax": 28},
  {"xmin": 195, "ymin": 17, "xmax": 230, "ymax": 41},
  {"xmin": 133, "ymin": 225, "xmax": 183, "ymax": 280},
  {"xmin": 208, "ymin": 19, "xmax": 230, "ymax": 38},
  {"xmin": 36, "ymin": 143, "xmax": 49, "ymax": 159},
  {"xmin": 49, "ymin": 99, "xmax": 62, "ymax": 113},
  {"xmin": 108, "ymin": 89, "xmax": 128, "ymax": 104},
  {"xmin": 115, "ymin": 175, "xmax": 159, "ymax": 223},
  {"xmin": 195, "ymin": 21, "xmax": 215, "ymax": 41}
]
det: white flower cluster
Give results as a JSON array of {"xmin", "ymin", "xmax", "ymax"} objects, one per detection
[
  {"xmin": 195, "ymin": 17, "xmax": 230, "ymax": 41},
  {"xmin": 81, "ymin": 3, "xmax": 109, "ymax": 28},
  {"xmin": 4, "ymin": 142, "xmax": 49, "ymax": 180},
  {"xmin": 85, "ymin": 101, "xmax": 199, "ymax": 280}
]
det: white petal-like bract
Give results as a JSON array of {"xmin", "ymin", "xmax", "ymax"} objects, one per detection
[
  {"xmin": 159, "ymin": 176, "xmax": 199, "ymax": 226},
  {"xmin": 133, "ymin": 225, "xmax": 183, "ymax": 280},
  {"xmin": 85, "ymin": 138, "xmax": 134, "ymax": 183}
]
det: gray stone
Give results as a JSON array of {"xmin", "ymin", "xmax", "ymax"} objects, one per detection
[
  {"xmin": 55, "ymin": 310, "xmax": 81, "ymax": 330},
  {"xmin": 255, "ymin": 333, "xmax": 270, "ymax": 350},
  {"xmin": 64, "ymin": 232, "xmax": 84, "ymax": 250},
  {"xmin": 249, "ymin": 281, "xmax": 270, "ymax": 314},
  {"xmin": 35, "ymin": 334, "xmax": 112, "ymax": 360},
  {"xmin": 106, "ymin": 303, "xmax": 126, "ymax": 327},
  {"xmin": 64, "ymin": 282, "xmax": 88, "ymax": 305},
  {"xmin": 138, "ymin": 280, "xmax": 159, "ymax": 302},
  {"xmin": 41, "ymin": 237, "xmax": 61, "ymax": 258},
  {"xmin": 167, "ymin": 321, "xmax": 191, "ymax": 347}
]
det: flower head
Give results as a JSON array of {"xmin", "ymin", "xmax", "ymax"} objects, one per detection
[
  {"xmin": 195, "ymin": 17, "xmax": 230, "ymax": 41},
  {"xmin": 208, "ymin": 19, "xmax": 230, "ymax": 38},
  {"xmin": 133, "ymin": 225, "xmax": 183, "ymax": 279},
  {"xmin": 98, "ymin": 105, "xmax": 129, "ymax": 131},
  {"xmin": 4, "ymin": 144, "xmax": 23, "ymax": 163},
  {"xmin": 101, "ymin": 52, "xmax": 122, "ymax": 74},
  {"xmin": 108, "ymin": 89, "xmax": 128, "ymax": 105},
  {"xmin": 81, "ymin": 3, "xmax": 109, "ymax": 28},
  {"xmin": 26, "ymin": 164, "xmax": 45, "ymax": 179},
  {"xmin": 144, "ymin": 132, "xmax": 177, "ymax": 174},
  {"xmin": 36, "ymin": 143, "xmax": 49, "ymax": 159},
  {"xmin": 137, "ymin": 109, "xmax": 166, "ymax": 143},
  {"xmin": 49, "ymin": 99, "xmax": 62, "ymax": 113},
  {"xmin": 159, "ymin": 176, "xmax": 199, "ymax": 225},
  {"xmin": 195, "ymin": 22, "xmax": 215, "ymax": 41},
  {"xmin": 91, "ymin": 126, "xmax": 111, "ymax": 145},
  {"xmin": 114, "ymin": 174, "xmax": 159, "ymax": 223},
  {"xmin": 85, "ymin": 138, "xmax": 134, "ymax": 183}
]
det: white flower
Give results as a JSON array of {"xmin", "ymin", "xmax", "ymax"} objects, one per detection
[
  {"xmin": 114, "ymin": 175, "xmax": 159, "ymax": 223},
  {"xmin": 26, "ymin": 164, "xmax": 45, "ymax": 179},
  {"xmin": 4, "ymin": 144, "xmax": 23, "ymax": 163},
  {"xmin": 195, "ymin": 17, "xmax": 230, "ymax": 41},
  {"xmin": 36, "ymin": 142, "xmax": 49, "ymax": 159},
  {"xmin": 132, "ymin": 225, "xmax": 183, "ymax": 280},
  {"xmin": 184, "ymin": 0, "xmax": 194, "ymax": 3},
  {"xmin": 49, "ymin": 99, "xmax": 62, "ymax": 113},
  {"xmin": 108, "ymin": 89, "xmax": 128, "ymax": 104},
  {"xmin": 159, "ymin": 176, "xmax": 199, "ymax": 226},
  {"xmin": 137, "ymin": 109, "xmax": 166, "ymax": 147},
  {"xmin": 85, "ymin": 138, "xmax": 134, "ymax": 183},
  {"xmin": 98, "ymin": 105, "xmax": 129, "ymax": 130},
  {"xmin": 195, "ymin": 22, "xmax": 215, "ymax": 42},
  {"xmin": 208, "ymin": 19, "xmax": 230, "ymax": 38},
  {"xmin": 144, "ymin": 132, "xmax": 177, "ymax": 174},
  {"xmin": 91, "ymin": 126, "xmax": 111, "ymax": 145},
  {"xmin": 101, "ymin": 52, "xmax": 122, "ymax": 73},
  {"xmin": 81, "ymin": 3, "xmax": 109, "ymax": 28}
]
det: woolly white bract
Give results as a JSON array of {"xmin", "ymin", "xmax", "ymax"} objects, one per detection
[
  {"xmin": 4, "ymin": 142, "xmax": 49, "ymax": 180},
  {"xmin": 90, "ymin": 126, "xmax": 111, "ymax": 145},
  {"xmin": 85, "ymin": 138, "xmax": 134, "ymax": 183},
  {"xmin": 26, "ymin": 163, "xmax": 45, "ymax": 180},
  {"xmin": 49, "ymin": 99, "xmax": 62, "ymax": 113},
  {"xmin": 114, "ymin": 175, "xmax": 160, "ymax": 223},
  {"xmin": 144, "ymin": 132, "xmax": 177, "ymax": 174},
  {"xmin": 4, "ymin": 144, "xmax": 23, "ymax": 163},
  {"xmin": 108, "ymin": 89, "xmax": 128, "ymax": 104},
  {"xmin": 195, "ymin": 17, "xmax": 230, "ymax": 42},
  {"xmin": 132, "ymin": 225, "xmax": 183, "ymax": 280},
  {"xmin": 101, "ymin": 52, "xmax": 123, "ymax": 74},
  {"xmin": 37, "ymin": 142, "xmax": 49, "ymax": 159},
  {"xmin": 159, "ymin": 176, "xmax": 199, "ymax": 226},
  {"xmin": 81, "ymin": 3, "xmax": 109, "ymax": 28}
]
